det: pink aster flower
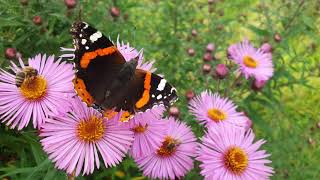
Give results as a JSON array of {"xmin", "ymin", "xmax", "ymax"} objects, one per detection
[
  {"xmin": 128, "ymin": 106, "xmax": 167, "ymax": 159},
  {"xmin": 0, "ymin": 54, "xmax": 74, "ymax": 130},
  {"xmin": 136, "ymin": 117, "xmax": 197, "ymax": 180},
  {"xmin": 40, "ymin": 97, "xmax": 134, "ymax": 176},
  {"xmin": 197, "ymin": 123, "xmax": 274, "ymax": 179},
  {"xmin": 188, "ymin": 91, "xmax": 247, "ymax": 128},
  {"xmin": 228, "ymin": 39, "xmax": 273, "ymax": 81},
  {"xmin": 116, "ymin": 37, "xmax": 156, "ymax": 72}
]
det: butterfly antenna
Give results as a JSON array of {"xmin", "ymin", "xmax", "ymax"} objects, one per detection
[{"xmin": 77, "ymin": 5, "xmax": 83, "ymax": 21}]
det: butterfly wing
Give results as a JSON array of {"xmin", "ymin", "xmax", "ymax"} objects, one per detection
[
  {"xmin": 114, "ymin": 69, "xmax": 178, "ymax": 113},
  {"xmin": 70, "ymin": 21, "xmax": 126, "ymax": 105}
]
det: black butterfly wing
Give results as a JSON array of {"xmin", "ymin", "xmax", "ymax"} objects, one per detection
[
  {"xmin": 139, "ymin": 71, "xmax": 178, "ymax": 111},
  {"xmin": 70, "ymin": 21, "xmax": 126, "ymax": 105},
  {"xmin": 116, "ymin": 69, "xmax": 178, "ymax": 113},
  {"xmin": 70, "ymin": 21, "xmax": 114, "ymax": 64}
]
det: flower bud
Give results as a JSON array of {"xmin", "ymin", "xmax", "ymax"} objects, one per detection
[
  {"xmin": 202, "ymin": 64, "xmax": 211, "ymax": 74},
  {"xmin": 191, "ymin": 29, "xmax": 197, "ymax": 37},
  {"xmin": 5, "ymin": 48, "xmax": 16, "ymax": 59},
  {"xmin": 215, "ymin": 64, "xmax": 229, "ymax": 79},
  {"xmin": 64, "ymin": 0, "xmax": 77, "ymax": 9},
  {"xmin": 20, "ymin": 0, "xmax": 28, "ymax": 6},
  {"xmin": 33, "ymin": 15, "xmax": 42, "ymax": 25},
  {"xmin": 251, "ymin": 79, "xmax": 267, "ymax": 91},
  {"xmin": 169, "ymin": 106, "xmax": 180, "ymax": 118},
  {"xmin": 203, "ymin": 52, "xmax": 212, "ymax": 62},
  {"xmin": 206, "ymin": 43, "xmax": 215, "ymax": 53},
  {"xmin": 185, "ymin": 90, "xmax": 195, "ymax": 101},
  {"xmin": 274, "ymin": 33, "xmax": 281, "ymax": 42},
  {"xmin": 260, "ymin": 43, "xmax": 272, "ymax": 53},
  {"xmin": 110, "ymin": 7, "xmax": 120, "ymax": 18},
  {"xmin": 187, "ymin": 48, "xmax": 195, "ymax": 56}
]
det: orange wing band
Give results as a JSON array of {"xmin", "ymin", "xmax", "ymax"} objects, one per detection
[
  {"xmin": 73, "ymin": 78, "xmax": 94, "ymax": 106},
  {"xmin": 135, "ymin": 72, "xmax": 151, "ymax": 109},
  {"xmin": 80, "ymin": 46, "xmax": 117, "ymax": 69}
]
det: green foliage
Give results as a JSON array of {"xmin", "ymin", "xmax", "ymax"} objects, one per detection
[{"xmin": 0, "ymin": 0, "xmax": 319, "ymax": 179}]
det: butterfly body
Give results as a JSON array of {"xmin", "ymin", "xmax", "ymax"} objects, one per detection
[{"xmin": 70, "ymin": 21, "xmax": 177, "ymax": 114}]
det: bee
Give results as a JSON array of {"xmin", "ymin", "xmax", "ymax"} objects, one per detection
[
  {"xmin": 165, "ymin": 139, "xmax": 181, "ymax": 152},
  {"xmin": 15, "ymin": 67, "xmax": 38, "ymax": 87}
]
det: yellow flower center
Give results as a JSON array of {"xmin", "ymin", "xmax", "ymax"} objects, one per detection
[
  {"xmin": 207, "ymin": 108, "xmax": 227, "ymax": 122},
  {"xmin": 19, "ymin": 76, "xmax": 47, "ymax": 100},
  {"xmin": 243, "ymin": 56, "xmax": 258, "ymax": 68},
  {"xmin": 77, "ymin": 116, "xmax": 105, "ymax": 142},
  {"xmin": 157, "ymin": 136, "xmax": 180, "ymax": 157},
  {"xmin": 224, "ymin": 147, "xmax": 248, "ymax": 174},
  {"xmin": 132, "ymin": 124, "xmax": 148, "ymax": 133}
]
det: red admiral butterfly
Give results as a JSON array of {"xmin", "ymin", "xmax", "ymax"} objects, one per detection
[{"xmin": 70, "ymin": 21, "xmax": 178, "ymax": 115}]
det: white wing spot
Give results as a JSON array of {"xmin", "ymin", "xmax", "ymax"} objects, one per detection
[
  {"xmin": 157, "ymin": 79, "xmax": 167, "ymax": 91},
  {"xmin": 152, "ymin": 94, "xmax": 155, "ymax": 98},
  {"xmin": 171, "ymin": 87, "xmax": 176, "ymax": 93},
  {"xmin": 90, "ymin": 31, "xmax": 102, "ymax": 43},
  {"xmin": 85, "ymin": 46, "xmax": 89, "ymax": 50},
  {"xmin": 81, "ymin": 39, "xmax": 87, "ymax": 45},
  {"xmin": 83, "ymin": 22, "xmax": 89, "ymax": 29},
  {"xmin": 79, "ymin": 34, "xmax": 83, "ymax": 37},
  {"xmin": 157, "ymin": 94, "xmax": 162, "ymax": 100}
]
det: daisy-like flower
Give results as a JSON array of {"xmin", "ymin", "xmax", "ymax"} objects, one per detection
[
  {"xmin": 197, "ymin": 123, "xmax": 274, "ymax": 179},
  {"xmin": 128, "ymin": 106, "xmax": 167, "ymax": 158},
  {"xmin": 40, "ymin": 97, "xmax": 134, "ymax": 176},
  {"xmin": 228, "ymin": 39, "xmax": 273, "ymax": 81},
  {"xmin": 188, "ymin": 91, "xmax": 246, "ymax": 128},
  {"xmin": 136, "ymin": 117, "xmax": 197, "ymax": 180},
  {"xmin": 0, "ymin": 54, "xmax": 74, "ymax": 130}
]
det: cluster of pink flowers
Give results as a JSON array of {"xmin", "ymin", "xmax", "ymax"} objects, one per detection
[{"xmin": 0, "ymin": 38, "xmax": 274, "ymax": 179}]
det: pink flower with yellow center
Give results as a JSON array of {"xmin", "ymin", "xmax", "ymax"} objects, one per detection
[
  {"xmin": 128, "ymin": 106, "xmax": 167, "ymax": 158},
  {"xmin": 0, "ymin": 54, "xmax": 74, "ymax": 130},
  {"xmin": 189, "ymin": 91, "xmax": 246, "ymax": 128},
  {"xmin": 197, "ymin": 123, "xmax": 274, "ymax": 179},
  {"xmin": 135, "ymin": 117, "xmax": 198, "ymax": 180},
  {"xmin": 228, "ymin": 39, "xmax": 273, "ymax": 81},
  {"xmin": 40, "ymin": 97, "xmax": 134, "ymax": 176}
]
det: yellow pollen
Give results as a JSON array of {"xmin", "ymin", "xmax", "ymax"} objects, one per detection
[
  {"xmin": 104, "ymin": 109, "xmax": 118, "ymax": 120},
  {"xmin": 224, "ymin": 147, "xmax": 248, "ymax": 174},
  {"xmin": 132, "ymin": 124, "xmax": 148, "ymax": 133},
  {"xmin": 157, "ymin": 136, "xmax": 180, "ymax": 157},
  {"xmin": 243, "ymin": 56, "xmax": 258, "ymax": 68},
  {"xmin": 119, "ymin": 111, "xmax": 133, "ymax": 122},
  {"xmin": 19, "ymin": 76, "xmax": 47, "ymax": 100},
  {"xmin": 207, "ymin": 108, "xmax": 227, "ymax": 122},
  {"xmin": 77, "ymin": 116, "xmax": 105, "ymax": 142}
]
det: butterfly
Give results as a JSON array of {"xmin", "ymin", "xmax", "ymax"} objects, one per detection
[{"xmin": 70, "ymin": 21, "xmax": 178, "ymax": 116}]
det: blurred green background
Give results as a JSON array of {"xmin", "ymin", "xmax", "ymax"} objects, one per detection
[{"xmin": 0, "ymin": 0, "xmax": 319, "ymax": 179}]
